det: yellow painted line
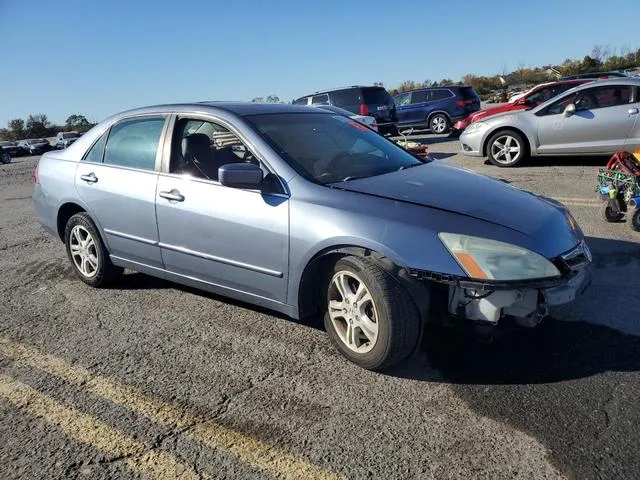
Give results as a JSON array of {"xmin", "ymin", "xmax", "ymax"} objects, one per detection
[
  {"xmin": 0, "ymin": 374, "xmax": 199, "ymax": 479},
  {"xmin": 551, "ymin": 196, "xmax": 600, "ymax": 204},
  {"xmin": 558, "ymin": 201, "xmax": 600, "ymax": 208},
  {"xmin": 0, "ymin": 338, "xmax": 343, "ymax": 480}
]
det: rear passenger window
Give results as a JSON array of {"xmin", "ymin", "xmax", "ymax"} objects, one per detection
[
  {"xmin": 311, "ymin": 94, "xmax": 329, "ymax": 105},
  {"xmin": 103, "ymin": 116, "xmax": 165, "ymax": 171},
  {"xmin": 432, "ymin": 90, "xmax": 453, "ymax": 100},
  {"xmin": 83, "ymin": 133, "xmax": 107, "ymax": 163},
  {"xmin": 330, "ymin": 89, "xmax": 362, "ymax": 112},
  {"xmin": 411, "ymin": 90, "xmax": 429, "ymax": 103},
  {"xmin": 293, "ymin": 97, "xmax": 309, "ymax": 105}
]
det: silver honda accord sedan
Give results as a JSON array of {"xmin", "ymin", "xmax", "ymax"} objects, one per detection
[
  {"xmin": 34, "ymin": 103, "xmax": 592, "ymax": 370},
  {"xmin": 460, "ymin": 78, "xmax": 640, "ymax": 167}
]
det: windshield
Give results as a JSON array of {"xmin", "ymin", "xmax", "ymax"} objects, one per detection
[{"xmin": 249, "ymin": 113, "xmax": 424, "ymax": 184}]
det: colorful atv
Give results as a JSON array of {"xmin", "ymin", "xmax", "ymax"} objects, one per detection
[{"xmin": 597, "ymin": 151, "xmax": 640, "ymax": 232}]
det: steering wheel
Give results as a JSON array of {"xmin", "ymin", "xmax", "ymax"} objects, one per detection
[{"xmin": 326, "ymin": 152, "xmax": 351, "ymax": 173}]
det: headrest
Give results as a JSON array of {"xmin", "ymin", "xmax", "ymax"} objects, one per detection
[{"xmin": 181, "ymin": 133, "xmax": 211, "ymax": 158}]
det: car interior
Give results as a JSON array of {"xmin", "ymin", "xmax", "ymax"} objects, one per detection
[{"xmin": 170, "ymin": 119, "xmax": 260, "ymax": 181}]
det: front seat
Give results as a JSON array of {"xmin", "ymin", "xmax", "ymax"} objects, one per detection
[{"xmin": 181, "ymin": 133, "xmax": 217, "ymax": 179}]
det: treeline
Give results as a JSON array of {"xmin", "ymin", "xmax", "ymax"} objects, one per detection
[
  {"xmin": 387, "ymin": 45, "xmax": 640, "ymax": 97},
  {"xmin": 0, "ymin": 114, "xmax": 95, "ymax": 141}
]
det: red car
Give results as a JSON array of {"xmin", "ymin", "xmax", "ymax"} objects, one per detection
[{"xmin": 452, "ymin": 79, "xmax": 591, "ymax": 135}]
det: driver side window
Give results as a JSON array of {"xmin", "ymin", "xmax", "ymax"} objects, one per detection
[
  {"xmin": 543, "ymin": 93, "xmax": 580, "ymax": 116},
  {"xmin": 170, "ymin": 119, "xmax": 262, "ymax": 182}
]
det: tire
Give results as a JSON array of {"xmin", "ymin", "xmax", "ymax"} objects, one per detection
[
  {"xmin": 323, "ymin": 256, "xmax": 421, "ymax": 370},
  {"xmin": 64, "ymin": 212, "xmax": 122, "ymax": 287},
  {"xmin": 629, "ymin": 207, "xmax": 640, "ymax": 232},
  {"xmin": 601, "ymin": 201, "xmax": 624, "ymax": 223},
  {"xmin": 429, "ymin": 113, "xmax": 450, "ymax": 134},
  {"xmin": 486, "ymin": 130, "xmax": 528, "ymax": 167}
]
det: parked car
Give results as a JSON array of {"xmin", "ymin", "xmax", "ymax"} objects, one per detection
[
  {"xmin": 20, "ymin": 138, "xmax": 53, "ymax": 155},
  {"xmin": 56, "ymin": 131, "xmax": 80, "ymax": 149},
  {"xmin": 560, "ymin": 71, "xmax": 627, "ymax": 81},
  {"xmin": 314, "ymin": 104, "xmax": 378, "ymax": 131},
  {"xmin": 452, "ymin": 80, "xmax": 591, "ymax": 135},
  {"xmin": 460, "ymin": 78, "xmax": 640, "ymax": 167},
  {"xmin": 34, "ymin": 102, "xmax": 592, "ymax": 370},
  {"xmin": 393, "ymin": 86, "xmax": 480, "ymax": 134},
  {"xmin": 293, "ymin": 86, "xmax": 396, "ymax": 135},
  {"xmin": 0, "ymin": 140, "xmax": 27, "ymax": 157}
]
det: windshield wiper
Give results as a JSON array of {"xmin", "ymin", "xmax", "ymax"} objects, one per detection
[
  {"xmin": 397, "ymin": 163, "xmax": 422, "ymax": 171},
  {"xmin": 340, "ymin": 175, "xmax": 370, "ymax": 182}
]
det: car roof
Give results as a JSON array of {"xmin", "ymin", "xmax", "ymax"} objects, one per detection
[
  {"xmin": 399, "ymin": 85, "xmax": 472, "ymax": 94},
  {"xmin": 565, "ymin": 77, "xmax": 640, "ymax": 89},
  {"xmin": 103, "ymin": 102, "xmax": 328, "ymax": 121}
]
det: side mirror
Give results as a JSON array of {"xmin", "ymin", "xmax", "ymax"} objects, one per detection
[
  {"xmin": 563, "ymin": 103, "xmax": 576, "ymax": 117},
  {"xmin": 218, "ymin": 162, "xmax": 263, "ymax": 189}
]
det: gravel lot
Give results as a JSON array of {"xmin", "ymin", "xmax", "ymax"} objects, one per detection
[{"xmin": 1, "ymin": 138, "xmax": 639, "ymax": 480}]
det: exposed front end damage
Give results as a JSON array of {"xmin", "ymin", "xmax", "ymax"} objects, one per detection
[{"xmin": 409, "ymin": 241, "xmax": 592, "ymax": 334}]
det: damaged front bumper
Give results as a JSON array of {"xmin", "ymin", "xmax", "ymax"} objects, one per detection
[{"xmin": 408, "ymin": 245, "xmax": 592, "ymax": 328}]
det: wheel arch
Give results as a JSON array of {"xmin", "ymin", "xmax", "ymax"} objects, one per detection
[
  {"xmin": 56, "ymin": 202, "xmax": 87, "ymax": 241},
  {"xmin": 427, "ymin": 110, "xmax": 452, "ymax": 126},
  {"xmin": 482, "ymin": 126, "xmax": 532, "ymax": 157},
  {"xmin": 295, "ymin": 244, "xmax": 430, "ymax": 322}
]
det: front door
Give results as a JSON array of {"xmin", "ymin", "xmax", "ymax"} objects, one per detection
[
  {"xmin": 154, "ymin": 117, "xmax": 289, "ymax": 303},
  {"xmin": 536, "ymin": 84, "xmax": 636, "ymax": 155},
  {"xmin": 74, "ymin": 115, "xmax": 167, "ymax": 268}
]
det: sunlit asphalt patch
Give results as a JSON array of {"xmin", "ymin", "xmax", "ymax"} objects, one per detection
[
  {"xmin": 0, "ymin": 374, "xmax": 199, "ymax": 479},
  {"xmin": 0, "ymin": 337, "xmax": 343, "ymax": 480}
]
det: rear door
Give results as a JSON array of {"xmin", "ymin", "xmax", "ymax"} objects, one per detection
[
  {"xmin": 536, "ymin": 84, "xmax": 636, "ymax": 154},
  {"xmin": 74, "ymin": 115, "xmax": 167, "ymax": 268},
  {"xmin": 361, "ymin": 87, "xmax": 396, "ymax": 125},
  {"xmin": 396, "ymin": 90, "xmax": 429, "ymax": 126},
  {"xmin": 625, "ymin": 86, "xmax": 640, "ymax": 152}
]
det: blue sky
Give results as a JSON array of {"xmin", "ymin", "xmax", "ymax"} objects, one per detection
[{"xmin": 1, "ymin": 0, "xmax": 638, "ymax": 126}]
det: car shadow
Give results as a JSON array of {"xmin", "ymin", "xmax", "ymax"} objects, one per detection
[
  {"xmin": 386, "ymin": 320, "xmax": 640, "ymax": 384},
  {"xmin": 429, "ymin": 152, "xmax": 457, "ymax": 161},
  {"xmin": 483, "ymin": 155, "xmax": 610, "ymax": 168}
]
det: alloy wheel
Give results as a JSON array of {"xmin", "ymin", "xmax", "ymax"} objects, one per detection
[
  {"xmin": 431, "ymin": 116, "xmax": 447, "ymax": 134},
  {"xmin": 490, "ymin": 135, "xmax": 522, "ymax": 165},
  {"xmin": 328, "ymin": 271, "xmax": 379, "ymax": 353},
  {"xmin": 69, "ymin": 225, "xmax": 99, "ymax": 278}
]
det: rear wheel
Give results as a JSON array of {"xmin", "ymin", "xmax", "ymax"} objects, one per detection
[
  {"xmin": 602, "ymin": 201, "xmax": 624, "ymax": 223},
  {"xmin": 487, "ymin": 130, "xmax": 528, "ymax": 167},
  {"xmin": 323, "ymin": 256, "xmax": 421, "ymax": 370},
  {"xmin": 429, "ymin": 114, "xmax": 450, "ymax": 134},
  {"xmin": 64, "ymin": 212, "xmax": 122, "ymax": 287}
]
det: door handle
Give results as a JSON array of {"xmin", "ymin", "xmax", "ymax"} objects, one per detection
[
  {"xmin": 80, "ymin": 173, "xmax": 98, "ymax": 183},
  {"xmin": 159, "ymin": 189, "xmax": 185, "ymax": 202},
  {"xmin": 629, "ymin": 108, "xmax": 639, "ymax": 116}
]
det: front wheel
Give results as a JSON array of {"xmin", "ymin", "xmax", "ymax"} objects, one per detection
[
  {"xmin": 64, "ymin": 212, "xmax": 122, "ymax": 287},
  {"xmin": 629, "ymin": 207, "xmax": 640, "ymax": 232},
  {"xmin": 429, "ymin": 114, "xmax": 450, "ymax": 134},
  {"xmin": 324, "ymin": 256, "xmax": 421, "ymax": 370},
  {"xmin": 486, "ymin": 130, "xmax": 528, "ymax": 167}
]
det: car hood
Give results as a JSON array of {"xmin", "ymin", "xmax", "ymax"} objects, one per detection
[
  {"xmin": 336, "ymin": 162, "xmax": 581, "ymax": 255},
  {"xmin": 472, "ymin": 103, "xmax": 525, "ymax": 121}
]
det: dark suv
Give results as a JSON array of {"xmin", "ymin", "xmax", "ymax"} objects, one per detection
[
  {"xmin": 393, "ymin": 86, "xmax": 480, "ymax": 134},
  {"xmin": 293, "ymin": 86, "xmax": 397, "ymax": 134}
]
